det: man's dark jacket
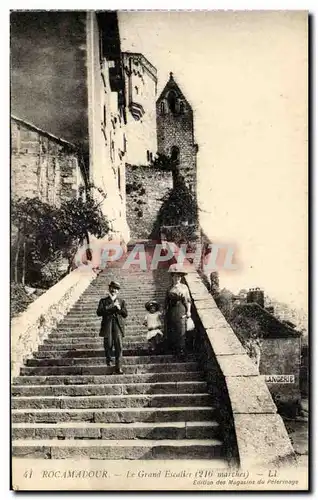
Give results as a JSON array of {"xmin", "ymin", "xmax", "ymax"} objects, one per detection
[{"xmin": 96, "ymin": 296, "xmax": 128, "ymax": 338}]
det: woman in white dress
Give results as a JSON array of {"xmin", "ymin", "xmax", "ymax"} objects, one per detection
[{"xmin": 143, "ymin": 300, "xmax": 163, "ymax": 353}]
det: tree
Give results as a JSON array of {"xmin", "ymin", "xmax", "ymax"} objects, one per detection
[
  {"xmin": 210, "ymin": 272, "xmax": 220, "ymax": 297},
  {"xmin": 150, "ymin": 175, "xmax": 198, "ymax": 241},
  {"xmin": 214, "ymin": 288, "xmax": 234, "ymax": 321},
  {"xmin": 230, "ymin": 312, "xmax": 263, "ymax": 371},
  {"xmin": 151, "ymin": 153, "xmax": 176, "ymax": 172},
  {"xmin": 11, "ymin": 184, "xmax": 109, "ymax": 288}
]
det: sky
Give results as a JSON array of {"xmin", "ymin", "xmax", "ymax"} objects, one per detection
[{"xmin": 118, "ymin": 11, "xmax": 308, "ymax": 311}]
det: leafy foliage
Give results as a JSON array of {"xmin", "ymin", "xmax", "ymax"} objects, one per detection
[
  {"xmin": 10, "ymin": 282, "xmax": 34, "ymax": 316},
  {"xmin": 151, "ymin": 153, "xmax": 176, "ymax": 172},
  {"xmin": 214, "ymin": 288, "xmax": 235, "ymax": 321},
  {"xmin": 151, "ymin": 175, "xmax": 198, "ymax": 241},
  {"xmin": 210, "ymin": 272, "xmax": 220, "ymax": 297},
  {"xmin": 11, "ymin": 185, "xmax": 109, "ymax": 287}
]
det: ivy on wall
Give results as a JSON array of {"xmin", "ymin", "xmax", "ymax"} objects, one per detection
[
  {"xmin": 11, "ymin": 184, "xmax": 110, "ymax": 288},
  {"xmin": 150, "ymin": 174, "xmax": 198, "ymax": 242}
]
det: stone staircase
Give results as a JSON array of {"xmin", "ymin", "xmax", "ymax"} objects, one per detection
[{"xmin": 12, "ymin": 264, "xmax": 230, "ymax": 464}]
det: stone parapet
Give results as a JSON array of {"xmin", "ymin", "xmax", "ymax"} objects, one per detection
[
  {"xmin": 185, "ymin": 270, "xmax": 297, "ymax": 469},
  {"xmin": 11, "ymin": 267, "xmax": 97, "ymax": 378}
]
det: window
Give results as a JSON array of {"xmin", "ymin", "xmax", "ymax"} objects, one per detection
[
  {"xmin": 103, "ymin": 105, "xmax": 106, "ymax": 125},
  {"xmin": 167, "ymin": 91, "xmax": 177, "ymax": 113},
  {"xmin": 160, "ymin": 102, "xmax": 165, "ymax": 115},
  {"xmin": 110, "ymin": 132, "xmax": 114, "ymax": 161},
  {"xmin": 147, "ymin": 150, "xmax": 150, "ymax": 162},
  {"xmin": 179, "ymin": 101, "xmax": 185, "ymax": 114},
  {"xmin": 171, "ymin": 145, "xmax": 180, "ymax": 162},
  {"xmin": 149, "ymin": 152, "xmax": 153, "ymax": 162},
  {"xmin": 135, "ymin": 86, "xmax": 139, "ymax": 95},
  {"xmin": 118, "ymin": 167, "xmax": 121, "ymax": 191}
]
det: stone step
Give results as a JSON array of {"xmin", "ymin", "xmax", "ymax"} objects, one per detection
[
  {"xmin": 38, "ymin": 346, "xmax": 151, "ymax": 357},
  {"xmin": 83, "ymin": 289, "xmax": 165, "ymax": 292},
  {"xmin": 74, "ymin": 294, "xmax": 164, "ymax": 299},
  {"xmin": 32, "ymin": 351, "xmax": 179, "ymax": 360},
  {"xmin": 71, "ymin": 305, "xmax": 161, "ymax": 311},
  {"xmin": 44, "ymin": 336, "xmax": 146, "ymax": 344},
  {"xmin": 69, "ymin": 303, "xmax": 163, "ymax": 309},
  {"xmin": 57, "ymin": 318, "xmax": 153, "ymax": 330},
  {"xmin": 52, "ymin": 323, "xmax": 149, "ymax": 329},
  {"xmin": 51, "ymin": 326, "xmax": 149, "ymax": 333},
  {"xmin": 12, "ymin": 406, "xmax": 217, "ymax": 424},
  {"xmin": 60, "ymin": 315, "xmax": 154, "ymax": 322},
  {"xmin": 54, "ymin": 323, "xmax": 157, "ymax": 330},
  {"xmin": 72, "ymin": 297, "xmax": 165, "ymax": 304},
  {"xmin": 83, "ymin": 290, "xmax": 167, "ymax": 294},
  {"xmin": 65, "ymin": 311, "xmax": 152, "ymax": 318},
  {"xmin": 12, "ymin": 438, "xmax": 225, "ymax": 460},
  {"xmin": 30, "ymin": 344, "xmax": 160, "ymax": 360},
  {"xmin": 12, "ymin": 421, "xmax": 220, "ymax": 440},
  {"xmin": 39, "ymin": 341, "xmax": 149, "ymax": 350},
  {"xmin": 47, "ymin": 333, "xmax": 147, "ymax": 341},
  {"xmin": 63, "ymin": 313, "xmax": 152, "ymax": 318},
  {"xmin": 26, "ymin": 355, "xmax": 195, "ymax": 366},
  {"xmin": 20, "ymin": 361, "xmax": 199, "ymax": 376},
  {"xmin": 67, "ymin": 303, "xmax": 159, "ymax": 310},
  {"xmin": 13, "ymin": 371, "xmax": 204, "ymax": 386},
  {"xmin": 12, "ymin": 393, "xmax": 212, "ymax": 409},
  {"xmin": 12, "ymin": 381, "xmax": 207, "ymax": 397},
  {"xmin": 48, "ymin": 331, "xmax": 146, "ymax": 338}
]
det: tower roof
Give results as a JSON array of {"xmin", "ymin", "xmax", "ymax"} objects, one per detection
[{"xmin": 156, "ymin": 72, "xmax": 191, "ymax": 108}]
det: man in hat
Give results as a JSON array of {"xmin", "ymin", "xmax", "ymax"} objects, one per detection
[{"xmin": 96, "ymin": 280, "xmax": 128, "ymax": 374}]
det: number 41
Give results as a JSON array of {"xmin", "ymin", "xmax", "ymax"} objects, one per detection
[{"xmin": 23, "ymin": 469, "xmax": 33, "ymax": 479}]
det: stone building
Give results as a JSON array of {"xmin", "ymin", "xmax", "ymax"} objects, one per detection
[
  {"xmin": 156, "ymin": 72, "xmax": 198, "ymax": 194},
  {"xmin": 232, "ymin": 301, "xmax": 302, "ymax": 410},
  {"xmin": 10, "ymin": 10, "xmax": 129, "ymax": 240},
  {"xmin": 11, "ymin": 116, "xmax": 86, "ymax": 206},
  {"xmin": 11, "ymin": 12, "xmax": 198, "ymax": 244},
  {"xmin": 122, "ymin": 52, "xmax": 158, "ymax": 166}
]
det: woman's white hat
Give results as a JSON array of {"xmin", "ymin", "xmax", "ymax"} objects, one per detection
[{"xmin": 168, "ymin": 263, "xmax": 188, "ymax": 275}]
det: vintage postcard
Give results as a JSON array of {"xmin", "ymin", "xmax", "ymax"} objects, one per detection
[{"xmin": 10, "ymin": 10, "xmax": 308, "ymax": 491}]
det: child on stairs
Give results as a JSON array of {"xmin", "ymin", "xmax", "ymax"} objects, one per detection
[{"xmin": 143, "ymin": 300, "xmax": 163, "ymax": 353}]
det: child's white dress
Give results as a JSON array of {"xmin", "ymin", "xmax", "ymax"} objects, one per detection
[{"xmin": 144, "ymin": 311, "xmax": 163, "ymax": 341}]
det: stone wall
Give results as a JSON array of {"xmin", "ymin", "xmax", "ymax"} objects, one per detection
[
  {"xmin": 261, "ymin": 337, "xmax": 301, "ymax": 409},
  {"xmin": 231, "ymin": 303, "xmax": 302, "ymax": 409},
  {"xmin": 11, "ymin": 117, "xmax": 85, "ymax": 205},
  {"xmin": 123, "ymin": 53, "xmax": 157, "ymax": 166},
  {"xmin": 126, "ymin": 165, "xmax": 173, "ymax": 240}
]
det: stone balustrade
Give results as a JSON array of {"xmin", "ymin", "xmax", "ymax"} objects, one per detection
[
  {"xmin": 184, "ymin": 269, "xmax": 297, "ymax": 469},
  {"xmin": 11, "ymin": 267, "xmax": 97, "ymax": 378}
]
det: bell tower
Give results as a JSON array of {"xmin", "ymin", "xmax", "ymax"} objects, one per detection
[{"xmin": 156, "ymin": 72, "xmax": 198, "ymax": 195}]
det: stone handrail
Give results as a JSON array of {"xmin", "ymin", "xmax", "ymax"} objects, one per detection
[
  {"xmin": 184, "ymin": 269, "xmax": 297, "ymax": 469},
  {"xmin": 11, "ymin": 267, "xmax": 97, "ymax": 378}
]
